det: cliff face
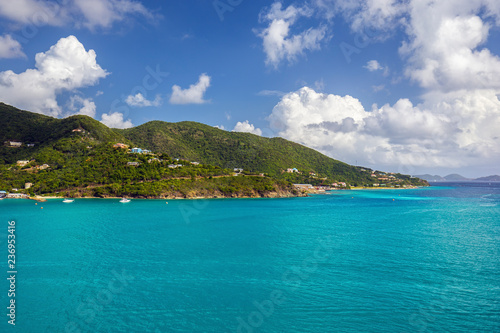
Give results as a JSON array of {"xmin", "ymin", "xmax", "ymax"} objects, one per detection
[
  {"xmin": 63, "ymin": 187, "xmax": 307, "ymax": 199},
  {"xmin": 56, "ymin": 180, "xmax": 308, "ymax": 199}
]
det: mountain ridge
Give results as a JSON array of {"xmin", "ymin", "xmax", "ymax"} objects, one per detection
[
  {"xmin": 116, "ymin": 120, "xmax": 377, "ymax": 183},
  {"xmin": 0, "ymin": 103, "xmax": 428, "ymax": 190},
  {"xmin": 415, "ymin": 174, "xmax": 500, "ymax": 182}
]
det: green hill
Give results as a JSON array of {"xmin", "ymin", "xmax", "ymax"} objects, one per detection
[
  {"xmin": 0, "ymin": 102, "xmax": 129, "ymax": 164},
  {"xmin": 117, "ymin": 121, "xmax": 378, "ymax": 184},
  {"xmin": 0, "ymin": 103, "xmax": 428, "ymax": 194}
]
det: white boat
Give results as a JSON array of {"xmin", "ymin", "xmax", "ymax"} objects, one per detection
[
  {"xmin": 62, "ymin": 199, "xmax": 74, "ymax": 203},
  {"xmin": 119, "ymin": 198, "xmax": 131, "ymax": 203}
]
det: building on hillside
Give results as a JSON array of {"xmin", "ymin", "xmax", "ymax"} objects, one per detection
[
  {"xmin": 37, "ymin": 164, "xmax": 50, "ymax": 170},
  {"xmin": 191, "ymin": 162, "xmax": 200, "ymax": 165},
  {"xmin": 17, "ymin": 160, "xmax": 31, "ymax": 167},
  {"xmin": 287, "ymin": 168, "xmax": 299, "ymax": 173},
  {"xmin": 127, "ymin": 162, "xmax": 140, "ymax": 167},
  {"xmin": 293, "ymin": 184, "xmax": 314, "ymax": 190},
  {"xmin": 0, "ymin": 191, "xmax": 7, "ymax": 198},
  {"xmin": 113, "ymin": 143, "xmax": 129, "ymax": 149},
  {"xmin": 5, "ymin": 141, "xmax": 22, "ymax": 147},
  {"xmin": 25, "ymin": 183, "xmax": 33, "ymax": 189},
  {"xmin": 26, "ymin": 143, "xmax": 35, "ymax": 147},
  {"xmin": 7, "ymin": 193, "xmax": 29, "ymax": 199},
  {"xmin": 131, "ymin": 148, "xmax": 143, "ymax": 153}
]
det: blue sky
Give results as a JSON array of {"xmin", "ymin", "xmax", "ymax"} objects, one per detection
[{"xmin": 1, "ymin": 0, "xmax": 500, "ymax": 178}]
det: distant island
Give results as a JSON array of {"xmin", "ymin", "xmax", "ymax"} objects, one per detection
[
  {"xmin": 414, "ymin": 174, "xmax": 500, "ymax": 182},
  {"xmin": 0, "ymin": 103, "xmax": 428, "ymax": 199}
]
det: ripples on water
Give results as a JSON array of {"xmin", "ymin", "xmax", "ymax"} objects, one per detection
[{"xmin": 0, "ymin": 182, "xmax": 499, "ymax": 332}]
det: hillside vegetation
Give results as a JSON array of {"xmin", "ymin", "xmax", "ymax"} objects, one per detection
[
  {"xmin": 0, "ymin": 103, "xmax": 427, "ymax": 197},
  {"xmin": 117, "ymin": 121, "xmax": 379, "ymax": 184},
  {"xmin": 0, "ymin": 102, "xmax": 129, "ymax": 164}
]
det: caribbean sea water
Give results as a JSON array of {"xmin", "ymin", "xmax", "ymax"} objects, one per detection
[{"xmin": 0, "ymin": 182, "xmax": 499, "ymax": 332}]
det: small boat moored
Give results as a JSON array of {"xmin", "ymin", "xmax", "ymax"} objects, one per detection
[
  {"xmin": 62, "ymin": 199, "xmax": 74, "ymax": 203},
  {"xmin": 119, "ymin": 198, "xmax": 131, "ymax": 203}
]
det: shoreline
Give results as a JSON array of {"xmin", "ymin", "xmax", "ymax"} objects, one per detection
[
  {"xmin": 349, "ymin": 186, "xmax": 422, "ymax": 190},
  {"xmin": 3, "ymin": 187, "xmax": 427, "ymax": 202},
  {"xmin": 26, "ymin": 193, "xmax": 308, "ymax": 201}
]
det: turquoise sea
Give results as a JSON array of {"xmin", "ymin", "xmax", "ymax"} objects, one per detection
[{"xmin": 1, "ymin": 182, "xmax": 499, "ymax": 332}]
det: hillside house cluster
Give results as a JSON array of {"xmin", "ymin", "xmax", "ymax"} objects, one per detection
[
  {"xmin": 6, "ymin": 193, "xmax": 29, "ymax": 199},
  {"xmin": 293, "ymin": 184, "xmax": 314, "ymax": 190},
  {"xmin": 130, "ymin": 148, "xmax": 151, "ymax": 154},
  {"xmin": 4, "ymin": 141, "xmax": 36, "ymax": 148},
  {"xmin": 22, "ymin": 164, "xmax": 50, "ymax": 172}
]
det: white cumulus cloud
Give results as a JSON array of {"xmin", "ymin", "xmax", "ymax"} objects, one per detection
[
  {"xmin": 0, "ymin": 35, "xmax": 108, "ymax": 117},
  {"xmin": 100, "ymin": 111, "xmax": 133, "ymax": 129},
  {"xmin": 334, "ymin": 0, "xmax": 407, "ymax": 33},
  {"xmin": 263, "ymin": 0, "xmax": 500, "ymax": 174},
  {"xmin": 67, "ymin": 95, "xmax": 96, "ymax": 118},
  {"xmin": 267, "ymin": 87, "xmax": 500, "ymax": 170},
  {"xmin": 170, "ymin": 73, "xmax": 211, "ymax": 104},
  {"xmin": 256, "ymin": 2, "xmax": 327, "ymax": 68},
  {"xmin": 0, "ymin": 0, "xmax": 66, "ymax": 26},
  {"xmin": 233, "ymin": 120, "xmax": 263, "ymax": 136},
  {"xmin": 72, "ymin": 0, "xmax": 157, "ymax": 30},
  {"xmin": 0, "ymin": 0, "xmax": 157, "ymax": 30},
  {"xmin": 402, "ymin": 3, "xmax": 500, "ymax": 92},
  {"xmin": 0, "ymin": 36, "xmax": 108, "ymax": 117},
  {"xmin": 0, "ymin": 34, "xmax": 25, "ymax": 59},
  {"xmin": 364, "ymin": 60, "xmax": 383, "ymax": 71},
  {"xmin": 125, "ymin": 93, "xmax": 161, "ymax": 107}
]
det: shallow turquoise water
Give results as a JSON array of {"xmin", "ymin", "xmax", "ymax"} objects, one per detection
[{"xmin": 0, "ymin": 183, "xmax": 499, "ymax": 332}]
